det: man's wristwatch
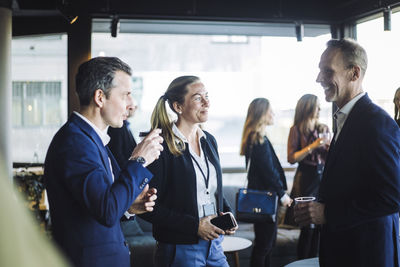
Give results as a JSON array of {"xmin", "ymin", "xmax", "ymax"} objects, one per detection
[{"xmin": 131, "ymin": 156, "xmax": 146, "ymax": 165}]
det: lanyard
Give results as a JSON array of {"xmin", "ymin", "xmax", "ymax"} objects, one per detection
[{"xmin": 190, "ymin": 152, "xmax": 210, "ymax": 192}]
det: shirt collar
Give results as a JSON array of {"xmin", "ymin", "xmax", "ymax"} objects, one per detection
[
  {"xmin": 74, "ymin": 111, "xmax": 111, "ymax": 146},
  {"xmin": 172, "ymin": 123, "xmax": 206, "ymax": 143},
  {"xmin": 336, "ymin": 92, "xmax": 366, "ymax": 116}
]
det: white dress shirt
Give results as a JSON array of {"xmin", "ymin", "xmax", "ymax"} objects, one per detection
[
  {"xmin": 333, "ymin": 92, "xmax": 366, "ymax": 141},
  {"xmin": 172, "ymin": 124, "xmax": 218, "ymax": 218}
]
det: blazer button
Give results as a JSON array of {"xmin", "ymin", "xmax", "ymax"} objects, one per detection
[{"xmin": 124, "ymin": 240, "xmax": 128, "ymax": 247}]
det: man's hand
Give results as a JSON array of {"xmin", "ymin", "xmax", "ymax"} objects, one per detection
[
  {"xmin": 294, "ymin": 201, "xmax": 326, "ymax": 227},
  {"xmin": 131, "ymin": 128, "xmax": 163, "ymax": 167},
  {"xmin": 128, "ymin": 184, "xmax": 157, "ymax": 215},
  {"xmin": 198, "ymin": 215, "xmax": 225, "ymax": 241}
]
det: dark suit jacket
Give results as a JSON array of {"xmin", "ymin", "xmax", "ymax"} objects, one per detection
[
  {"xmin": 246, "ymin": 136, "xmax": 287, "ymax": 198},
  {"xmin": 108, "ymin": 120, "xmax": 137, "ymax": 168},
  {"xmin": 44, "ymin": 113, "xmax": 152, "ymax": 267},
  {"xmin": 139, "ymin": 131, "xmax": 232, "ymax": 244},
  {"xmin": 318, "ymin": 94, "xmax": 400, "ymax": 267}
]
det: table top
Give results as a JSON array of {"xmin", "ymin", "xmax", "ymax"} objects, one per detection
[
  {"xmin": 221, "ymin": 236, "xmax": 252, "ymax": 252},
  {"xmin": 285, "ymin": 257, "xmax": 319, "ymax": 267}
]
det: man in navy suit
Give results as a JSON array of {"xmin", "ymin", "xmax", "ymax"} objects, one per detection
[
  {"xmin": 108, "ymin": 99, "xmax": 138, "ymax": 168},
  {"xmin": 44, "ymin": 57, "xmax": 163, "ymax": 267},
  {"xmin": 294, "ymin": 38, "xmax": 400, "ymax": 266}
]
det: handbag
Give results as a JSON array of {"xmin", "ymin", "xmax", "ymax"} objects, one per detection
[{"xmin": 235, "ymin": 159, "xmax": 278, "ymax": 223}]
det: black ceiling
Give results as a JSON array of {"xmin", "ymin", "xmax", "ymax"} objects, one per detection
[{"xmin": 6, "ymin": 0, "xmax": 400, "ymax": 35}]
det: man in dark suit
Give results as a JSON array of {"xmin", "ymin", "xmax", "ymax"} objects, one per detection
[
  {"xmin": 294, "ymin": 38, "xmax": 400, "ymax": 267},
  {"xmin": 44, "ymin": 57, "xmax": 163, "ymax": 267},
  {"xmin": 108, "ymin": 99, "xmax": 138, "ymax": 168}
]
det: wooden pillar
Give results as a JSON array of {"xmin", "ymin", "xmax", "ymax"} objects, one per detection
[{"xmin": 68, "ymin": 15, "xmax": 92, "ymax": 115}]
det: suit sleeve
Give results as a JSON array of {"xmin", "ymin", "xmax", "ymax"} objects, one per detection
[
  {"xmin": 326, "ymin": 116, "xmax": 400, "ymax": 231},
  {"xmin": 60, "ymin": 135, "xmax": 152, "ymax": 227},
  {"xmin": 139, "ymin": 148, "xmax": 199, "ymax": 236},
  {"xmin": 251, "ymin": 141, "xmax": 286, "ymax": 197}
]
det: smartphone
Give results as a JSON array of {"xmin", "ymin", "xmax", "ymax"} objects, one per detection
[
  {"xmin": 210, "ymin": 212, "xmax": 237, "ymax": 231},
  {"xmin": 139, "ymin": 131, "xmax": 150, "ymax": 138}
]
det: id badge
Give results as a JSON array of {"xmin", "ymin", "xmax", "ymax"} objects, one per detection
[{"xmin": 203, "ymin": 203, "xmax": 216, "ymax": 217}]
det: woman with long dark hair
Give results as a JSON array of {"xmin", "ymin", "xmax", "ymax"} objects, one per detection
[
  {"xmin": 285, "ymin": 94, "xmax": 329, "ymax": 259},
  {"xmin": 240, "ymin": 98, "xmax": 292, "ymax": 267}
]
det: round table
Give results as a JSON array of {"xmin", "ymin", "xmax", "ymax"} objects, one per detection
[
  {"xmin": 221, "ymin": 236, "xmax": 252, "ymax": 267},
  {"xmin": 285, "ymin": 257, "xmax": 319, "ymax": 267}
]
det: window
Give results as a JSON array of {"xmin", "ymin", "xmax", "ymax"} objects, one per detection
[
  {"xmin": 92, "ymin": 29, "xmax": 331, "ymax": 168},
  {"xmin": 12, "ymin": 34, "xmax": 67, "ymax": 163},
  {"xmin": 357, "ymin": 11, "xmax": 400, "ymax": 117},
  {"xmin": 12, "ymin": 81, "xmax": 62, "ymax": 127}
]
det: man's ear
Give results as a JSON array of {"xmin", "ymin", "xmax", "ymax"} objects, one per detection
[
  {"xmin": 172, "ymin": 101, "xmax": 182, "ymax": 114},
  {"xmin": 350, "ymin": 66, "xmax": 361, "ymax": 81},
  {"xmin": 93, "ymin": 89, "xmax": 105, "ymax": 108}
]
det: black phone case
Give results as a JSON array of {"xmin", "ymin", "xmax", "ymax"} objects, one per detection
[{"xmin": 210, "ymin": 213, "xmax": 237, "ymax": 231}]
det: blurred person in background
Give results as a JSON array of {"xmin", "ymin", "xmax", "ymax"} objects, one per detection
[
  {"xmin": 284, "ymin": 94, "xmax": 329, "ymax": 260},
  {"xmin": 394, "ymin": 87, "xmax": 400, "ymax": 127},
  {"xmin": 140, "ymin": 76, "xmax": 237, "ymax": 267},
  {"xmin": 240, "ymin": 98, "xmax": 292, "ymax": 267},
  {"xmin": 0, "ymin": 155, "xmax": 68, "ymax": 267}
]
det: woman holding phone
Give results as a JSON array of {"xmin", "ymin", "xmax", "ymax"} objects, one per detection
[
  {"xmin": 240, "ymin": 98, "xmax": 292, "ymax": 267},
  {"xmin": 139, "ymin": 76, "xmax": 237, "ymax": 267}
]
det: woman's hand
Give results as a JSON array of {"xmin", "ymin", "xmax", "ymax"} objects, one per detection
[
  {"xmin": 280, "ymin": 193, "xmax": 293, "ymax": 207},
  {"xmin": 198, "ymin": 215, "xmax": 225, "ymax": 241},
  {"xmin": 220, "ymin": 212, "xmax": 239, "ymax": 235}
]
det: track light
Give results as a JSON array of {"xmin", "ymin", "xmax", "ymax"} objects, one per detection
[
  {"xmin": 58, "ymin": 0, "xmax": 78, "ymax": 24},
  {"xmin": 384, "ymin": 7, "xmax": 391, "ymax": 31},
  {"xmin": 295, "ymin": 22, "xmax": 304, "ymax": 42},
  {"xmin": 111, "ymin": 16, "xmax": 120, "ymax": 38}
]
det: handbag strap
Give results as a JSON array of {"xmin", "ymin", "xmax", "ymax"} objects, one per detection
[{"xmin": 243, "ymin": 158, "xmax": 251, "ymax": 188}]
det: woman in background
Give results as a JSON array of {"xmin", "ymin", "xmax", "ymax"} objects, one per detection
[
  {"xmin": 394, "ymin": 87, "xmax": 400, "ymax": 127},
  {"xmin": 240, "ymin": 98, "xmax": 292, "ymax": 267},
  {"xmin": 285, "ymin": 94, "xmax": 329, "ymax": 260},
  {"xmin": 140, "ymin": 76, "xmax": 237, "ymax": 267}
]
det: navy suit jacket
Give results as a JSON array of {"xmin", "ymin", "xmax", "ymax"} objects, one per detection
[
  {"xmin": 318, "ymin": 94, "xmax": 400, "ymax": 267},
  {"xmin": 44, "ymin": 113, "xmax": 152, "ymax": 267},
  {"xmin": 108, "ymin": 120, "xmax": 137, "ymax": 168}
]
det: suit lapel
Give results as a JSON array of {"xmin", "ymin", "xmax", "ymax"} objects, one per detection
[{"xmin": 70, "ymin": 114, "xmax": 113, "ymax": 182}]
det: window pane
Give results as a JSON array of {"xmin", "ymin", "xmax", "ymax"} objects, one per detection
[
  {"xmin": 357, "ymin": 12, "xmax": 400, "ymax": 117},
  {"xmin": 12, "ymin": 34, "xmax": 67, "ymax": 163},
  {"xmin": 93, "ymin": 32, "xmax": 331, "ymax": 168}
]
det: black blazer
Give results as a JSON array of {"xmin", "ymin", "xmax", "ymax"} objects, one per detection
[
  {"xmin": 139, "ymin": 131, "xmax": 231, "ymax": 244},
  {"xmin": 246, "ymin": 136, "xmax": 287, "ymax": 198},
  {"xmin": 107, "ymin": 120, "xmax": 137, "ymax": 168}
]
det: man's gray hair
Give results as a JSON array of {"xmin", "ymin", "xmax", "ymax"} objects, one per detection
[{"xmin": 327, "ymin": 38, "xmax": 368, "ymax": 76}]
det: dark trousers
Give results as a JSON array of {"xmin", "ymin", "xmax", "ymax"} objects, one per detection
[
  {"xmin": 250, "ymin": 222, "xmax": 277, "ymax": 267},
  {"xmin": 297, "ymin": 227, "xmax": 320, "ymax": 260}
]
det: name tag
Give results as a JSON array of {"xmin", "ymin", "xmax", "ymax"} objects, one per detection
[{"xmin": 203, "ymin": 203, "xmax": 216, "ymax": 217}]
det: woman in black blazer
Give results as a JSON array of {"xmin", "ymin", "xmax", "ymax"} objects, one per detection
[
  {"xmin": 240, "ymin": 98, "xmax": 292, "ymax": 267},
  {"xmin": 139, "ymin": 76, "xmax": 237, "ymax": 267}
]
